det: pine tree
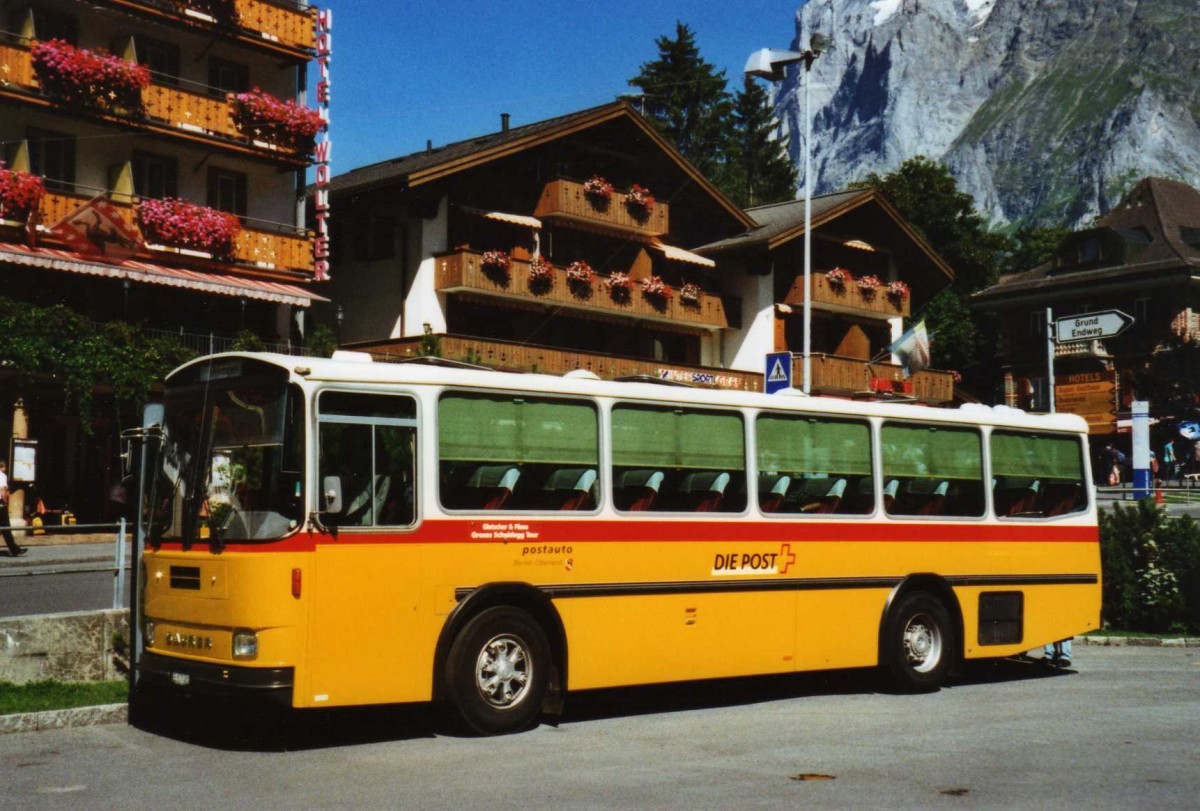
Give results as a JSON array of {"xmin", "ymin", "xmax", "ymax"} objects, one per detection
[
  {"xmin": 628, "ymin": 22, "xmax": 733, "ymax": 180},
  {"xmin": 723, "ymin": 76, "xmax": 797, "ymax": 208}
]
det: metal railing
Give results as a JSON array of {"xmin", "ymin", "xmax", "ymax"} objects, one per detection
[
  {"xmin": 141, "ymin": 328, "xmax": 320, "ymax": 357},
  {"xmin": 0, "ymin": 520, "xmax": 129, "ymax": 610}
]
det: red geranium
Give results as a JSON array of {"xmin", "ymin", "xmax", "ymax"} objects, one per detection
[
  {"xmin": 0, "ymin": 166, "xmax": 45, "ymax": 221},
  {"xmin": 138, "ymin": 197, "xmax": 242, "ymax": 256},
  {"xmin": 626, "ymin": 184, "xmax": 655, "ymax": 216},
  {"xmin": 231, "ymin": 88, "xmax": 323, "ymax": 153},
  {"xmin": 31, "ymin": 39, "xmax": 150, "ymax": 113}
]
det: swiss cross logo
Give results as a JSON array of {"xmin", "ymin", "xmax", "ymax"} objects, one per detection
[
  {"xmin": 779, "ymin": 543, "xmax": 796, "ymax": 575},
  {"xmin": 50, "ymin": 196, "xmax": 141, "ymax": 264}
]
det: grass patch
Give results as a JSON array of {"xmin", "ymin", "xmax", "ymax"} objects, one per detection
[
  {"xmin": 0, "ymin": 680, "xmax": 128, "ymax": 715},
  {"xmin": 1083, "ymin": 630, "xmax": 1192, "ymax": 639}
]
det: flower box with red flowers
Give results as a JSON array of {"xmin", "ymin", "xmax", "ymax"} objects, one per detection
[
  {"xmin": 640, "ymin": 275, "xmax": 672, "ymax": 300},
  {"xmin": 566, "ymin": 260, "xmax": 595, "ymax": 285},
  {"xmin": 679, "ymin": 282, "xmax": 702, "ymax": 305},
  {"xmin": 857, "ymin": 274, "xmax": 881, "ymax": 293},
  {"xmin": 31, "ymin": 39, "xmax": 150, "ymax": 113},
  {"xmin": 481, "ymin": 250, "xmax": 511, "ymax": 272},
  {"xmin": 625, "ymin": 184, "xmax": 655, "ymax": 217},
  {"xmin": 582, "ymin": 176, "xmax": 614, "ymax": 202},
  {"xmin": 528, "ymin": 256, "xmax": 555, "ymax": 291},
  {"xmin": 826, "ymin": 267, "xmax": 849, "ymax": 289},
  {"xmin": 138, "ymin": 197, "xmax": 242, "ymax": 257},
  {"xmin": 0, "ymin": 166, "xmax": 46, "ymax": 222},
  {"xmin": 231, "ymin": 88, "xmax": 323, "ymax": 153},
  {"xmin": 886, "ymin": 280, "xmax": 910, "ymax": 300}
]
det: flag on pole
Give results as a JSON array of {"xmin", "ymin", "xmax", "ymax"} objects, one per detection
[{"xmin": 888, "ymin": 319, "xmax": 931, "ymax": 377}]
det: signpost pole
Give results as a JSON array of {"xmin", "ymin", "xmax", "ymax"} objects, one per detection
[
  {"xmin": 1046, "ymin": 307, "xmax": 1056, "ymax": 413},
  {"xmin": 1132, "ymin": 400, "xmax": 1151, "ymax": 499}
]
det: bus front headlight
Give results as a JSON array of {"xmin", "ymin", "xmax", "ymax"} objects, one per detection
[
  {"xmin": 232, "ymin": 630, "xmax": 258, "ymax": 660},
  {"xmin": 144, "ymin": 620, "xmax": 155, "ymax": 647}
]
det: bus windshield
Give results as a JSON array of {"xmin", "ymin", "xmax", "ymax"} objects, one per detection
[{"xmin": 149, "ymin": 358, "xmax": 302, "ymax": 544}]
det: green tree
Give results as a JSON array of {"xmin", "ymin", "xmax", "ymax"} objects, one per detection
[
  {"xmin": 1001, "ymin": 224, "xmax": 1070, "ymax": 276},
  {"xmin": 720, "ymin": 76, "xmax": 797, "ymax": 208},
  {"xmin": 628, "ymin": 22, "xmax": 733, "ymax": 180},
  {"xmin": 0, "ymin": 297, "xmax": 193, "ymax": 428},
  {"xmin": 863, "ymin": 156, "xmax": 1009, "ymax": 294},
  {"xmin": 861, "ymin": 157, "xmax": 1012, "ymax": 387}
]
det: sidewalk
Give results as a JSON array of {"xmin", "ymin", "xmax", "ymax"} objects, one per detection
[{"xmin": 0, "ymin": 532, "xmax": 129, "ymax": 571}]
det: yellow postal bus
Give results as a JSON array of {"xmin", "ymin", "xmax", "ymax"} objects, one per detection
[{"xmin": 136, "ymin": 352, "xmax": 1099, "ymax": 734}]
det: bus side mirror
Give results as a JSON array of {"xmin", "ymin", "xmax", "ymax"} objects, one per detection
[{"xmin": 322, "ymin": 476, "xmax": 343, "ymax": 514}]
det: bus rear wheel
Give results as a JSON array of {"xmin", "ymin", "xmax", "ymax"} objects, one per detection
[
  {"xmin": 883, "ymin": 591, "xmax": 954, "ymax": 692},
  {"xmin": 446, "ymin": 606, "xmax": 550, "ymax": 735}
]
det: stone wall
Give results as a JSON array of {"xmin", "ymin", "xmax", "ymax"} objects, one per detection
[{"xmin": 0, "ymin": 609, "xmax": 129, "ymax": 683}]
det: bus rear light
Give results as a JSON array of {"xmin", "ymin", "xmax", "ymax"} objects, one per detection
[
  {"xmin": 292, "ymin": 568, "xmax": 302, "ymax": 598},
  {"xmin": 232, "ymin": 630, "xmax": 258, "ymax": 660}
]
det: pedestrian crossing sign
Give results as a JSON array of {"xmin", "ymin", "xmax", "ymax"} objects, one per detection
[{"xmin": 765, "ymin": 352, "xmax": 792, "ymax": 394}]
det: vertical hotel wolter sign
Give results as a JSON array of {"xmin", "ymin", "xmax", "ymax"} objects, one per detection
[{"xmin": 313, "ymin": 8, "xmax": 332, "ymax": 280}]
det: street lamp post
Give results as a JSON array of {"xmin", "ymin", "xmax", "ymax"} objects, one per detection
[{"xmin": 745, "ymin": 36, "xmax": 829, "ymax": 395}]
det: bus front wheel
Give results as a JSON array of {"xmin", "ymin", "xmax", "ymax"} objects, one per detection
[
  {"xmin": 445, "ymin": 606, "xmax": 550, "ymax": 735},
  {"xmin": 883, "ymin": 591, "xmax": 954, "ymax": 692}
]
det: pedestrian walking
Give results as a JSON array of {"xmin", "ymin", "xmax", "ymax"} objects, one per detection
[
  {"xmin": 1044, "ymin": 638, "xmax": 1072, "ymax": 668},
  {"xmin": 1162, "ymin": 438, "xmax": 1177, "ymax": 484},
  {"xmin": 0, "ymin": 460, "xmax": 27, "ymax": 556}
]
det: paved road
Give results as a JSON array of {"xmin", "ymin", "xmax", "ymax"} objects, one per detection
[
  {"xmin": 2, "ymin": 646, "xmax": 1197, "ymax": 809},
  {"xmin": 0, "ymin": 542, "xmax": 130, "ymax": 617}
]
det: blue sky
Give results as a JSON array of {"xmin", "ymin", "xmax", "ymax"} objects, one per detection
[{"xmin": 329, "ymin": 1, "xmax": 802, "ymax": 174}]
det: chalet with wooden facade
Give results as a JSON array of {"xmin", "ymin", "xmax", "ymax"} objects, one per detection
[
  {"xmin": 0, "ymin": 0, "xmax": 323, "ymax": 519},
  {"xmin": 326, "ymin": 101, "xmax": 956, "ymax": 403},
  {"xmin": 696, "ymin": 190, "xmax": 957, "ymax": 402},
  {"xmin": 972, "ymin": 177, "xmax": 1200, "ymax": 434}
]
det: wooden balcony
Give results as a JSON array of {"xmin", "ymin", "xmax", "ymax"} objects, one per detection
[
  {"xmin": 0, "ymin": 41, "xmax": 309, "ymax": 164},
  {"xmin": 96, "ymin": 0, "xmax": 315, "ymax": 57},
  {"xmin": 803, "ymin": 353, "xmax": 955, "ymax": 404},
  {"xmin": 435, "ymin": 250, "xmax": 727, "ymax": 330},
  {"xmin": 36, "ymin": 189, "xmax": 313, "ymax": 276},
  {"xmin": 534, "ymin": 178, "xmax": 669, "ymax": 237},
  {"xmin": 786, "ymin": 273, "xmax": 910, "ymax": 319},
  {"xmin": 362, "ymin": 335, "xmax": 764, "ymax": 392}
]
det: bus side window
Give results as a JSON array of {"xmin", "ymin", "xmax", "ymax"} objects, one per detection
[
  {"xmin": 611, "ymin": 405, "xmax": 746, "ymax": 513},
  {"xmin": 991, "ymin": 431, "xmax": 1087, "ymax": 519},
  {"xmin": 438, "ymin": 393, "xmax": 598, "ymax": 512},
  {"xmin": 317, "ymin": 392, "xmax": 418, "ymax": 528},
  {"xmin": 755, "ymin": 414, "xmax": 872, "ymax": 515},
  {"xmin": 881, "ymin": 423, "xmax": 984, "ymax": 518}
]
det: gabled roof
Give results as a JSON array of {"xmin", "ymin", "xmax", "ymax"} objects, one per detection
[
  {"xmin": 973, "ymin": 177, "xmax": 1200, "ymax": 303},
  {"xmin": 327, "ymin": 101, "xmax": 755, "ymax": 230},
  {"xmin": 694, "ymin": 187, "xmax": 955, "ymax": 282}
]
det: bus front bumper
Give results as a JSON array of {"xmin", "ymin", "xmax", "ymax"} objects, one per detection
[{"xmin": 138, "ymin": 651, "xmax": 294, "ymax": 705}]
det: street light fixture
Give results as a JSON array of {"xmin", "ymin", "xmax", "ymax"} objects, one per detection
[{"xmin": 745, "ymin": 33, "xmax": 830, "ymax": 395}]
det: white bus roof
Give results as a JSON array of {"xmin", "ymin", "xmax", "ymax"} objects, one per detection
[{"xmin": 170, "ymin": 352, "xmax": 1090, "ymax": 434}]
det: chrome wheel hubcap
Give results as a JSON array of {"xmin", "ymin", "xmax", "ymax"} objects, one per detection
[
  {"xmin": 475, "ymin": 634, "xmax": 531, "ymax": 709},
  {"xmin": 903, "ymin": 614, "xmax": 942, "ymax": 674}
]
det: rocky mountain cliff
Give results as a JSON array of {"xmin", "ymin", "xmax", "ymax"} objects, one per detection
[{"xmin": 773, "ymin": 0, "xmax": 1200, "ymax": 228}]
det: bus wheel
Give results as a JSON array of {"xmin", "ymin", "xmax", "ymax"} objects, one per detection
[
  {"xmin": 446, "ymin": 606, "xmax": 550, "ymax": 735},
  {"xmin": 884, "ymin": 591, "xmax": 953, "ymax": 692}
]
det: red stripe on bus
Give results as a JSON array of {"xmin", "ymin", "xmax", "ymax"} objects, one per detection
[{"xmin": 149, "ymin": 519, "xmax": 1097, "ymax": 553}]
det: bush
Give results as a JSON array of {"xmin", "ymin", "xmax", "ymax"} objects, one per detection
[{"xmin": 1100, "ymin": 501, "xmax": 1200, "ymax": 632}]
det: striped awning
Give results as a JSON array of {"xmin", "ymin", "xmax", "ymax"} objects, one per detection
[
  {"xmin": 0, "ymin": 242, "xmax": 326, "ymax": 307},
  {"xmin": 649, "ymin": 240, "xmax": 716, "ymax": 268},
  {"xmin": 460, "ymin": 206, "xmax": 542, "ymax": 229}
]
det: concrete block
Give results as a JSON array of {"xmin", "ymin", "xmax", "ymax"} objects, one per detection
[{"xmin": 0, "ymin": 610, "xmax": 129, "ymax": 683}]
